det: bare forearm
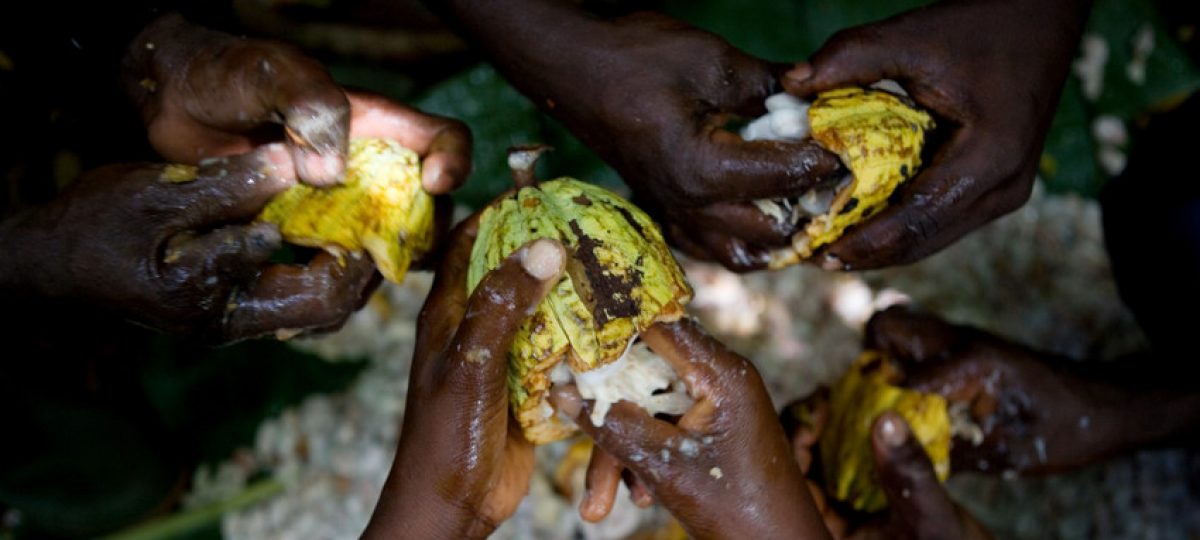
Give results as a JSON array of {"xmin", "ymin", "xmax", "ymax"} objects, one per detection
[
  {"xmin": 421, "ymin": 0, "xmax": 609, "ymax": 108},
  {"xmin": 362, "ymin": 452, "xmax": 491, "ymax": 540},
  {"xmin": 1062, "ymin": 356, "xmax": 1200, "ymax": 464}
]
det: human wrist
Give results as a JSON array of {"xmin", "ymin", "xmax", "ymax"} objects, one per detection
[
  {"xmin": 364, "ymin": 454, "xmax": 492, "ymax": 539},
  {"xmin": 1085, "ymin": 362, "xmax": 1200, "ymax": 452},
  {"xmin": 422, "ymin": 0, "xmax": 611, "ymax": 105}
]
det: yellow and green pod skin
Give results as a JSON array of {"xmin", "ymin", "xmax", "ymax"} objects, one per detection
[
  {"xmin": 468, "ymin": 178, "xmax": 692, "ymax": 444},
  {"xmin": 798, "ymin": 87, "xmax": 935, "ymax": 256},
  {"xmin": 258, "ymin": 137, "xmax": 434, "ymax": 284},
  {"xmin": 822, "ymin": 350, "xmax": 951, "ymax": 513}
]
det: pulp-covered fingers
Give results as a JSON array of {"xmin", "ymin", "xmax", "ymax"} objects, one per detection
[
  {"xmin": 551, "ymin": 387, "xmax": 681, "ymax": 480},
  {"xmin": 694, "ymin": 201, "xmax": 798, "ymax": 247},
  {"xmin": 444, "ymin": 238, "xmax": 566, "ymax": 394},
  {"xmin": 247, "ymin": 47, "xmax": 350, "ymax": 186},
  {"xmin": 695, "ymin": 228, "xmax": 771, "ymax": 272},
  {"xmin": 284, "ymin": 102, "xmax": 350, "ymax": 188},
  {"xmin": 171, "ymin": 36, "xmax": 348, "ymax": 185},
  {"xmin": 641, "ymin": 319, "xmax": 758, "ymax": 402},
  {"xmin": 580, "ymin": 446, "xmax": 623, "ymax": 522},
  {"xmin": 222, "ymin": 251, "xmax": 378, "ymax": 342},
  {"xmin": 690, "ymin": 129, "xmax": 844, "ymax": 205},
  {"xmin": 176, "ymin": 143, "xmax": 297, "ymax": 228}
]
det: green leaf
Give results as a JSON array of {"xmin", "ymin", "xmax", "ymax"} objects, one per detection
[
  {"xmin": 412, "ymin": 64, "xmax": 622, "ymax": 209},
  {"xmin": 1040, "ymin": 78, "xmax": 1102, "ymax": 196},
  {"xmin": 1085, "ymin": 0, "xmax": 1200, "ymax": 119}
]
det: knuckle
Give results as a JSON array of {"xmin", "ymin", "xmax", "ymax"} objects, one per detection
[{"xmin": 825, "ymin": 25, "xmax": 883, "ymax": 55}]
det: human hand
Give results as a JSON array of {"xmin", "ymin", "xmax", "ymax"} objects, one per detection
[
  {"xmin": 364, "ymin": 218, "xmax": 566, "ymax": 539},
  {"xmin": 783, "ymin": 0, "xmax": 1091, "ymax": 270},
  {"xmin": 794, "ymin": 408, "xmax": 992, "ymax": 540},
  {"xmin": 123, "ymin": 14, "xmax": 471, "ymax": 194},
  {"xmin": 0, "ymin": 144, "xmax": 384, "ymax": 344},
  {"xmin": 433, "ymin": 2, "xmax": 845, "ymax": 271},
  {"xmin": 550, "ymin": 319, "xmax": 830, "ymax": 539},
  {"xmin": 863, "ymin": 306, "xmax": 1117, "ymax": 475}
]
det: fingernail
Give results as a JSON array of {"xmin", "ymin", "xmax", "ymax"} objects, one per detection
[
  {"xmin": 521, "ymin": 239, "xmax": 565, "ymax": 281},
  {"xmin": 784, "ymin": 63, "xmax": 813, "ymax": 85},
  {"xmin": 579, "ymin": 497, "xmax": 602, "ymax": 523},
  {"xmin": 299, "ymin": 151, "xmax": 342, "ymax": 185},
  {"xmin": 422, "ymin": 169, "xmax": 453, "ymax": 195},
  {"xmin": 322, "ymin": 154, "xmax": 344, "ymax": 180},
  {"xmin": 550, "ymin": 386, "xmax": 582, "ymax": 418},
  {"xmin": 879, "ymin": 414, "xmax": 909, "ymax": 448}
]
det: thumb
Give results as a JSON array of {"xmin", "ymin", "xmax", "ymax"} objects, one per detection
[
  {"xmin": 782, "ymin": 26, "xmax": 905, "ymax": 97},
  {"xmin": 872, "ymin": 411, "xmax": 960, "ymax": 538},
  {"xmin": 441, "ymin": 239, "xmax": 566, "ymax": 396},
  {"xmin": 864, "ymin": 305, "xmax": 962, "ymax": 367}
]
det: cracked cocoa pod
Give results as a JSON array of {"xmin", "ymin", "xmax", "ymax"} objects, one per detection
[
  {"xmin": 744, "ymin": 86, "xmax": 935, "ymax": 269},
  {"xmin": 258, "ymin": 137, "xmax": 434, "ymax": 283},
  {"xmin": 819, "ymin": 350, "xmax": 951, "ymax": 512},
  {"xmin": 469, "ymin": 145, "xmax": 694, "ymax": 444}
]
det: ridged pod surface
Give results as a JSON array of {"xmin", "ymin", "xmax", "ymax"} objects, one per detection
[{"xmin": 469, "ymin": 178, "xmax": 692, "ymax": 444}]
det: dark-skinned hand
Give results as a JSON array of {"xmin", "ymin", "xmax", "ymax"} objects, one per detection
[
  {"xmin": 783, "ymin": 0, "xmax": 1092, "ymax": 270},
  {"xmin": 791, "ymin": 405, "xmax": 992, "ymax": 540},
  {"xmin": 1, "ymin": 15, "xmax": 475, "ymax": 343},
  {"xmin": 0, "ymin": 144, "xmax": 382, "ymax": 343},
  {"xmin": 426, "ymin": 0, "xmax": 846, "ymax": 271},
  {"xmin": 0, "ymin": 89, "xmax": 469, "ymax": 343},
  {"xmin": 364, "ymin": 217, "xmax": 566, "ymax": 539},
  {"xmin": 123, "ymin": 13, "xmax": 471, "ymax": 194},
  {"xmin": 863, "ymin": 305, "xmax": 1169, "ymax": 476},
  {"xmin": 549, "ymin": 319, "xmax": 831, "ymax": 539}
]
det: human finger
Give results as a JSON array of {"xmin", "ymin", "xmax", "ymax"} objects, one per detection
[
  {"xmin": 347, "ymin": 91, "xmax": 473, "ymax": 194},
  {"xmin": 171, "ymin": 143, "xmax": 297, "ymax": 228},
  {"xmin": 579, "ymin": 446, "xmax": 622, "ymax": 523},
  {"xmin": 222, "ymin": 251, "xmax": 377, "ymax": 342}
]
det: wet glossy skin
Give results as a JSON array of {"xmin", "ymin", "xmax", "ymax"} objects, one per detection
[
  {"xmin": 551, "ymin": 319, "xmax": 831, "ymax": 540},
  {"xmin": 365, "ymin": 217, "xmax": 566, "ymax": 539},
  {"xmin": 426, "ymin": 0, "xmax": 846, "ymax": 271},
  {"xmin": 862, "ymin": 306, "xmax": 1200, "ymax": 476},
  {"xmin": 788, "ymin": 306, "xmax": 1200, "ymax": 538},
  {"xmin": 793, "ymin": 408, "xmax": 993, "ymax": 540},
  {"xmin": 0, "ymin": 14, "xmax": 471, "ymax": 344},
  {"xmin": 428, "ymin": 0, "xmax": 1091, "ymax": 272},
  {"xmin": 784, "ymin": 0, "xmax": 1093, "ymax": 270},
  {"xmin": 123, "ymin": 14, "xmax": 472, "ymax": 194}
]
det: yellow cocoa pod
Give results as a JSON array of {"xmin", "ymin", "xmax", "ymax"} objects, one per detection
[
  {"xmin": 821, "ymin": 350, "xmax": 951, "ymax": 512},
  {"xmin": 764, "ymin": 86, "xmax": 935, "ymax": 268},
  {"xmin": 258, "ymin": 137, "xmax": 434, "ymax": 283}
]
